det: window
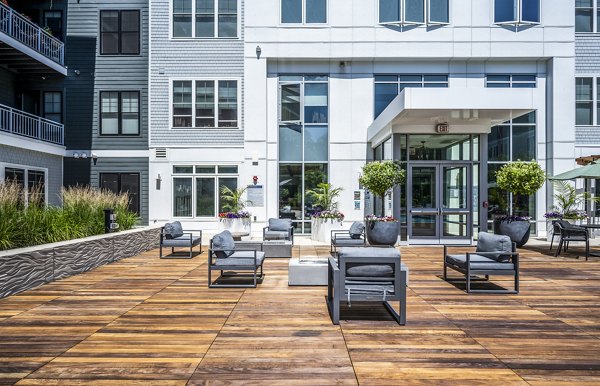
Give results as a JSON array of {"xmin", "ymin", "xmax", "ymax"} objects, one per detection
[
  {"xmin": 488, "ymin": 112, "xmax": 537, "ymax": 223},
  {"xmin": 494, "ymin": 0, "xmax": 540, "ymax": 25},
  {"xmin": 172, "ymin": 80, "xmax": 238, "ymax": 128},
  {"xmin": 379, "ymin": 0, "xmax": 449, "ymax": 25},
  {"xmin": 486, "ymin": 74, "xmax": 537, "ymax": 88},
  {"xmin": 3, "ymin": 166, "xmax": 46, "ymax": 205},
  {"xmin": 374, "ymin": 74, "xmax": 448, "ymax": 118},
  {"xmin": 172, "ymin": 165, "xmax": 239, "ymax": 217},
  {"xmin": 172, "ymin": 0, "xmax": 238, "ymax": 38},
  {"xmin": 100, "ymin": 91, "xmax": 140, "ymax": 135},
  {"xmin": 100, "ymin": 173, "xmax": 140, "ymax": 214},
  {"xmin": 282, "ymin": 0, "xmax": 327, "ymax": 24},
  {"xmin": 43, "ymin": 11, "xmax": 63, "ymax": 40},
  {"xmin": 576, "ymin": 77, "xmax": 594, "ymax": 126},
  {"xmin": 43, "ymin": 92, "xmax": 62, "ymax": 123},
  {"xmin": 575, "ymin": 0, "xmax": 599, "ymax": 32},
  {"xmin": 100, "ymin": 10, "xmax": 140, "ymax": 55}
]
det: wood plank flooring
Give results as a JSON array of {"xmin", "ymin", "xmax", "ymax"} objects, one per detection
[{"xmin": 0, "ymin": 243, "xmax": 599, "ymax": 384}]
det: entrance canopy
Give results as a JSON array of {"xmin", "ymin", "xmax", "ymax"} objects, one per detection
[
  {"xmin": 367, "ymin": 88, "xmax": 536, "ymax": 145},
  {"xmin": 548, "ymin": 161, "xmax": 600, "ymax": 180}
]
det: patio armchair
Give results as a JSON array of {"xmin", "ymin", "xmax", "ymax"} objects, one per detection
[
  {"xmin": 443, "ymin": 232, "xmax": 519, "ymax": 294},
  {"xmin": 554, "ymin": 220, "xmax": 589, "ymax": 261},
  {"xmin": 263, "ymin": 218, "xmax": 294, "ymax": 244},
  {"xmin": 330, "ymin": 221, "xmax": 366, "ymax": 253},
  {"xmin": 327, "ymin": 247, "xmax": 406, "ymax": 325},
  {"xmin": 159, "ymin": 221, "xmax": 202, "ymax": 259},
  {"xmin": 208, "ymin": 230, "xmax": 265, "ymax": 288}
]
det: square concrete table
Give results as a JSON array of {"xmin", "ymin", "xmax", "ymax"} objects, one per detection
[{"xmin": 235, "ymin": 240, "xmax": 292, "ymax": 258}]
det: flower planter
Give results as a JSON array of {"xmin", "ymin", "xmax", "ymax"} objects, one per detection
[
  {"xmin": 495, "ymin": 219, "xmax": 531, "ymax": 247},
  {"xmin": 311, "ymin": 218, "xmax": 344, "ymax": 242},
  {"xmin": 218, "ymin": 217, "xmax": 251, "ymax": 234},
  {"xmin": 366, "ymin": 221, "xmax": 400, "ymax": 246}
]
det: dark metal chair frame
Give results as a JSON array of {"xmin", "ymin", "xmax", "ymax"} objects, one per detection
[
  {"xmin": 443, "ymin": 244, "xmax": 519, "ymax": 294},
  {"xmin": 262, "ymin": 225, "xmax": 294, "ymax": 244},
  {"xmin": 159, "ymin": 228, "xmax": 202, "ymax": 259},
  {"xmin": 327, "ymin": 252, "xmax": 406, "ymax": 325},
  {"xmin": 330, "ymin": 229, "xmax": 366, "ymax": 253},
  {"xmin": 554, "ymin": 222, "xmax": 589, "ymax": 261},
  {"xmin": 208, "ymin": 240, "xmax": 265, "ymax": 288}
]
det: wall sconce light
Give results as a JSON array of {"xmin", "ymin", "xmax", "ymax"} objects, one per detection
[
  {"xmin": 74, "ymin": 69, "xmax": 81, "ymax": 76},
  {"xmin": 256, "ymin": 45, "xmax": 262, "ymax": 59},
  {"xmin": 92, "ymin": 152, "xmax": 98, "ymax": 166},
  {"xmin": 81, "ymin": 152, "xmax": 88, "ymax": 159},
  {"xmin": 156, "ymin": 172, "xmax": 162, "ymax": 190},
  {"xmin": 73, "ymin": 152, "xmax": 80, "ymax": 159}
]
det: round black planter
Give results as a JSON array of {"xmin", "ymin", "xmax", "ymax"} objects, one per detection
[
  {"xmin": 366, "ymin": 221, "xmax": 400, "ymax": 246},
  {"xmin": 494, "ymin": 219, "xmax": 531, "ymax": 247}
]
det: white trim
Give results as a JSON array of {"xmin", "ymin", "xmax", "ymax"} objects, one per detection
[
  {"xmin": 85, "ymin": 150, "xmax": 150, "ymax": 158},
  {"xmin": 0, "ymin": 131, "xmax": 66, "ymax": 157},
  {"xmin": 0, "ymin": 162, "xmax": 49, "ymax": 205},
  {"xmin": 0, "ymin": 33, "xmax": 67, "ymax": 76}
]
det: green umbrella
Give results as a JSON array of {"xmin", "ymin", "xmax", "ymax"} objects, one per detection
[{"xmin": 548, "ymin": 161, "xmax": 600, "ymax": 180}]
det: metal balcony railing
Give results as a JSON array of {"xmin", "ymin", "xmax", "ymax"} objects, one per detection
[
  {"xmin": 0, "ymin": 104, "xmax": 64, "ymax": 145},
  {"xmin": 0, "ymin": 3, "xmax": 64, "ymax": 65}
]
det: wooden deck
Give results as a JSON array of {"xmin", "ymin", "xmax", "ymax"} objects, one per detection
[{"xmin": 1, "ymin": 244, "xmax": 600, "ymax": 385}]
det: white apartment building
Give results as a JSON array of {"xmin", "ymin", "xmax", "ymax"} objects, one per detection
[{"xmin": 149, "ymin": 0, "xmax": 575, "ymax": 244}]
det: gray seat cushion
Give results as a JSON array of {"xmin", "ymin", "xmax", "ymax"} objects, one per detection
[
  {"xmin": 338, "ymin": 247, "xmax": 400, "ymax": 259},
  {"xmin": 164, "ymin": 221, "xmax": 183, "ymax": 239},
  {"xmin": 476, "ymin": 232, "xmax": 513, "ymax": 262},
  {"xmin": 269, "ymin": 218, "xmax": 292, "ymax": 231},
  {"xmin": 349, "ymin": 222, "xmax": 365, "ymax": 239},
  {"xmin": 264, "ymin": 230, "xmax": 289, "ymax": 240},
  {"xmin": 333, "ymin": 238, "xmax": 365, "ymax": 247},
  {"xmin": 162, "ymin": 235, "xmax": 201, "ymax": 247},
  {"xmin": 212, "ymin": 230, "xmax": 235, "ymax": 259},
  {"xmin": 446, "ymin": 254, "xmax": 514, "ymax": 271},
  {"xmin": 347, "ymin": 264, "xmax": 394, "ymax": 277},
  {"xmin": 214, "ymin": 251, "xmax": 266, "ymax": 267}
]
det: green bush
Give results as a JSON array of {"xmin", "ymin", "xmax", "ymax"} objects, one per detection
[
  {"xmin": 0, "ymin": 183, "xmax": 139, "ymax": 251},
  {"xmin": 359, "ymin": 161, "xmax": 406, "ymax": 217},
  {"xmin": 496, "ymin": 160, "xmax": 545, "ymax": 216}
]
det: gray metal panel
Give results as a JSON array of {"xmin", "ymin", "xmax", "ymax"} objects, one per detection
[
  {"xmin": 89, "ymin": 157, "xmax": 150, "ymax": 225},
  {"xmin": 149, "ymin": 0, "xmax": 245, "ymax": 146},
  {"xmin": 0, "ymin": 144, "xmax": 63, "ymax": 207}
]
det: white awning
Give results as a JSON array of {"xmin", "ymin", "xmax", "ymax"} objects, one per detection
[{"xmin": 367, "ymin": 88, "xmax": 536, "ymax": 146}]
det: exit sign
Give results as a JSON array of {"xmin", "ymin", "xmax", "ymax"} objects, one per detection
[{"xmin": 436, "ymin": 123, "xmax": 449, "ymax": 133}]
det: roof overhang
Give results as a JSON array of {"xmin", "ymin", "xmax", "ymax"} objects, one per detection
[{"xmin": 367, "ymin": 88, "xmax": 536, "ymax": 146}]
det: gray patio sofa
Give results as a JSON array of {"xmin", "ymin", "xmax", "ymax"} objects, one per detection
[
  {"xmin": 263, "ymin": 218, "xmax": 294, "ymax": 244},
  {"xmin": 443, "ymin": 232, "xmax": 519, "ymax": 294},
  {"xmin": 208, "ymin": 230, "xmax": 265, "ymax": 288},
  {"xmin": 327, "ymin": 246, "xmax": 406, "ymax": 325},
  {"xmin": 330, "ymin": 221, "xmax": 366, "ymax": 253},
  {"xmin": 159, "ymin": 221, "xmax": 202, "ymax": 259}
]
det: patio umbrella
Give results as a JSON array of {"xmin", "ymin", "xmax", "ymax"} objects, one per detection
[{"xmin": 548, "ymin": 161, "xmax": 600, "ymax": 180}]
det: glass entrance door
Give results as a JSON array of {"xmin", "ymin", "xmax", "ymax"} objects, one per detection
[{"xmin": 408, "ymin": 163, "xmax": 472, "ymax": 244}]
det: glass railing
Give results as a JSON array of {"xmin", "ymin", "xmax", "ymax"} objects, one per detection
[
  {"xmin": 0, "ymin": 3, "xmax": 64, "ymax": 65},
  {"xmin": 0, "ymin": 103, "xmax": 64, "ymax": 145}
]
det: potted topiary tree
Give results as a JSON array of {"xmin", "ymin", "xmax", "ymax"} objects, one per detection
[
  {"xmin": 495, "ymin": 160, "xmax": 546, "ymax": 246},
  {"xmin": 218, "ymin": 186, "xmax": 252, "ymax": 234},
  {"xmin": 306, "ymin": 183, "xmax": 344, "ymax": 242},
  {"xmin": 359, "ymin": 160, "xmax": 406, "ymax": 246}
]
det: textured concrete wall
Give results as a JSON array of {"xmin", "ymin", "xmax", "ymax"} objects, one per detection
[{"xmin": 0, "ymin": 227, "xmax": 160, "ymax": 299}]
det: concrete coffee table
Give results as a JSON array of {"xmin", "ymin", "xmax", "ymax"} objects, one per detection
[
  {"xmin": 235, "ymin": 240, "xmax": 292, "ymax": 258},
  {"xmin": 288, "ymin": 257, "xmax": 328, "ymax": 286}
]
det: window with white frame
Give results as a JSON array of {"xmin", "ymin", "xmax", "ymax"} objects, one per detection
[
  {"xmin": 379, "ymin": 0, "xmax": 449, "ymax": 25},
  {"xmin": 281, "ymin": 0, "xmax": 327, "ymax": 24},
  {"xmin": 2, "ymin": 165, "xmax": 47, "ymax": 205},
  {"xmin": 494, "ymin": 0, "xmax": 540, "ymax": 25},
  {"xmin": 172, "ymin": 0, "xmax": 238, "ymax": 38},
  {"xmin": 485, "ymin": 74, "xmax": 537, "ymax": 88},
  {"xmin": 576, "ymin": 77, "xmax": 596, "ymax": 126},
  {"xmin": 374, "ymin": 74, "xmax": 449, "ymax": 118},
  {"xmin": 172, "ymin": 165, "xmax": 238, "ymax": 218},
  {"xmin": 172, "ymin": 80, "xmax": 238, "ymax": 128},
  {"xmin": 576, "ymin": 0, "xmax": 600, "ymax": 33}
]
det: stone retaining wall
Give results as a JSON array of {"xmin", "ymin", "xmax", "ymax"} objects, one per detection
[{"xmin": 0, "ymin": 227, "xmax": 160, "ymax": 298}]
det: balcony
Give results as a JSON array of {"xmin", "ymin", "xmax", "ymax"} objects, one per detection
[
  {"xmin": 0, "ymin": 103, "xmax": 64, "ymax": 145},
  {"xmin": 0, "ymin": 3, "xmax": 66, "ymax": 75}
]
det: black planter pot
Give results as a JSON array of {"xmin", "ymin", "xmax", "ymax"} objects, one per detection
[
  {"xmin": 366, "ymin": 221, "xmax": 400, "ymax": 246},
  {"xmin": 494, "ymin": 219, "xmax": 531, "ymax": 247}
]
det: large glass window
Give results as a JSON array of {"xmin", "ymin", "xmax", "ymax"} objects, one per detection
[
  {"xmin": 173, "ymin": 0, "xmax": 238, "ymax": 38},
  {"xmin": 100, "ymin": 173, "xmax": 140, "ymax": 214},
  {"xmin": 278, "ymin": 75, "xmax": 329, "ymax": 233},
  {"xmin": 379, "ymin": 0, "xmax": 449, "ymax": 25},
  {"xmin": 100, "ymin": 91, "xmax": 140, "ymax": 135},
  {"xmin": 282, "ymin": 0, "xmax": 326, "ymax": 24},
  {"xmin": 576, "ymin": 77, "xmax": 594, "ymax": 126},
  {"xmin": 173, "ymin": 80, "xmax": 238, "ymax": 128},
  {"xmin": 4, "ymin": 166, "xmax": 46, "ymax": 206},
  {"xmin": 43, "ymin": 92, "xmax": 62, "ymax": 123},
  {"xmin": 100, "ymin": 10, "xmax": 140, "ymax": 55},
  {"xmin": 576, "ymin": 0, "xmax": 595, "ymax": 32},
  {"xmin": 374, "ymin": 74, "xmax": 448, "ymax": 118},
  {"xmin": 494, "ymin": 0, "xmax": 540, "ymax": 25},
  {"xmin": 172, "ymin": 165, "xmax": 238, "ymax": 218}
]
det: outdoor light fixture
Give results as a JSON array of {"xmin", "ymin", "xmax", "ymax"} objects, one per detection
[
  {"xmin": 73, "ymin": 152, "xmax": 80, "ymax": 159},
  {"xmin": 81, "ymin": 152, "xmax": 88, "ymax": 159},
  {"xmin": 156, "ymin": 172, "xmax": 162, "ymax": 190},
  {"xmin": 92, "ymin": 153, "xmax": 98, "ymax": 165},
  {"xmin": 256, "ymin": 45, "xmax": 262, "ymax": 59},
  {"xmin": 74, "ymin": 69, "xmax": 81, "ymax": 76}
]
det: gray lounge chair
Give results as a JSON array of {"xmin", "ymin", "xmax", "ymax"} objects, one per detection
[
  {"xmin": 443, "ymin": 232, "xmax": 519, "ymax": 294},
  {"xmin": 327, "ymin": 247, "xmax": 406, "ymax": 325},
  {"xmin": 263, "ymin": 218, "xmax": 294, "ymax": 244},
  {"xmin": 208, "ymin": 230, "xmax": 265, "ymax": 288},
  {"xmin": 330, "ymin": 221, "xmax": 366, "ymax": 253},
  {"xmin": 159, "ymin": 221, "xmax": 202, "ymax": 258}
]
